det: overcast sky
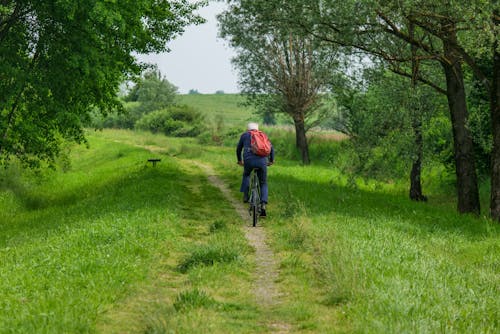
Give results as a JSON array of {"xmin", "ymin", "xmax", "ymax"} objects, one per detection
[{"xmin": 137, "ymin": 1, "xmax": 239, "ymax": 94}]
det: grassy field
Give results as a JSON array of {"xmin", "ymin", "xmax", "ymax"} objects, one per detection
[
  {"xmin": 177, "ymin": 94, "xmax": 256, "ymax": 127},
  {"xmin": 0, "ymin": 129, "xmax": 499, "ymax": 333},
  {"xmin": 0, "ymin": 132, "xmax": 262, "ymax": 333}
]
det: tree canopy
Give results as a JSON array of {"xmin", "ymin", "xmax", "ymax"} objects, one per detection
[
  {"xmin": 125, "ymin": 69, "xmax": 179, "ymax": 114},
  {"xmin": 219, "ymin": 0, "xmax": 340, "ymax": 164},
  {"xmin": 0, "ymin": 0, "xmax": 204, "ymax": 167}
]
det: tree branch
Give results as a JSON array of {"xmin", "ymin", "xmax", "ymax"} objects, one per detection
[
  {"xmin": 376, "ymin": 10, "xmax": 443, "ymax": 61},
  {"xmin": 390, "ymin": 66, "xmax": 446, "ymax": 95},
  {"xmin": 0, "ymin": 3, "xmax": 30, "ymax": 43},
  {"xmin": 409, "ymin": 15, "xmax": 492, "ymax": 91},
  {"xmin": 0, "ymin": 44, "xmax": 41, "ymax": 155}
]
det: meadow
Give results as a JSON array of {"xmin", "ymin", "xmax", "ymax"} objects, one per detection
[
  {"xmin": 0, "ymin": 101, "xmax": 498, "ymax": 332},
  {"xmin": 177, "ymin": 94, "xmax": 255, "ymax": 127}
]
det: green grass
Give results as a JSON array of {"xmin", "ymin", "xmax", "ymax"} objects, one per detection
[
  {"xmin": 194, "ymin": 132, "xmax": 499, "ymax": 333},
  {"xmin": 0, "ymin": 132, "xmax": 260, "ymax": 333},
  {"xmin": 1, "ymin": 128, "xmax": 499, "ymax": 333},
  {"xmin": 177, "ymin": 93, "xmax": 256, "ymax": 127}
]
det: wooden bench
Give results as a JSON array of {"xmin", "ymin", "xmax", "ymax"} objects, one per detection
[{"xmin": 147, "ymin": 158, "xmax": 161, "ymax": 167}]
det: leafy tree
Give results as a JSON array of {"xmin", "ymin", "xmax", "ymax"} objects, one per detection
[
  {"xmin": 188, "ymin": 89, "xmax": 201, "ymax": 94},
  {"xmin": 219, "ymin": 1, "xmax": 339, "ymax": 164},
  {"xmin": 0, "ymin": 0, "xmax": 204, "ymax": 167},
  {"xmin": 333, "ymin": 67, "xmax": 445, "ymax": 182},
  {"xmin": 263, "ymin": 0, "xmax": 494, "ymax": 214},
  {"xmin": 128, "ymin": 69, "xmax": 178, "ymax": 114},
  {"xmin": 369, "ymin": 1, "xmax": 498, "ymax": 216}
]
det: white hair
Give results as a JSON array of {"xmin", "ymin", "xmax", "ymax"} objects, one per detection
[{"xmin": 247, "ymin": 122, "xmax": 259, "ymax": 131}]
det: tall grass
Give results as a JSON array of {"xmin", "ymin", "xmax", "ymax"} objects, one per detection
[
  {"xmin": 265, "ymin": 165, "xmax": 498, "ymax": 333},
  {"xmin": 201, "ymin": 132, "xmax": 499, "ymax": 333},
  {"xmin": 0, "ymin": 132, "xmax": 260, "ymax": 333},
  {"xmin": 2, "ymin": 128, "xmax": 498, "ymax": 333}
]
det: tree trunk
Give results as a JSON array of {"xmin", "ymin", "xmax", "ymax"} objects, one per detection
[
  {"xmin": 408, "ymin": 22, "xmax": 426, "ymax": 201},
  {"xmin": 0, "ymin": 89, "xmax": 22, "ymax": 157},
  {"xmin": 293, "ymin": 114, "xmax": 310, "ymax": 165},
  {"xmin": 442, "ymin": 37, "xmax": 480, "ymax": 215},
  {"xmin": 490, "ymin": 33, "xmax": 500, "ymax": 221},
  {"xmin": 409, "ymin": 117, "xmax": 427, "ymax": 201}
]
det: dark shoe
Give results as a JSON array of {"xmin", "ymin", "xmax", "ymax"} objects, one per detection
[
  {"xmin": 260, "ymin": 208, "xmax": 267, "ymax": 218},
  {"xmin": 243, "ymin": 192, "xmax": 249, "ymax": 203},
  {"xmin": 260, "ymin": 203, "xmax": 267, "ymax": 217}
]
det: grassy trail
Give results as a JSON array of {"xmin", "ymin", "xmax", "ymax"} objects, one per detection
[
  {"xmin": 124, "ymin": 140, "xmax": 292, "ymax": 332},
  {"xmin": 1, "ymin": 129, "xmax": 498, "ymax": 333},
  {"xmin": 189, "ymin": 160, "xmax": 291, "ymax": 332}
]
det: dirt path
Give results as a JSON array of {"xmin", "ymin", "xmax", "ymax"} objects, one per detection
[
  {"xmin": 191, "ymin": 161, "xmax": 291, "ymax": 333},
  {"xmin": 118, "ymin": 140, "xmax": 291, "ymax": 331}
]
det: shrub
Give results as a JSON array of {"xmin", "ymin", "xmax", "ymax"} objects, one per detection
[
  {"xmin": 197, "ymin": 125, "xmax": 242, "ymax": 147},
  {"xmin": 135, "ymin": 105, "xmax": 206, "ymax": 137}
]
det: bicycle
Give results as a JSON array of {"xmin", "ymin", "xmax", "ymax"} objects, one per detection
[{"xmin": 248, "ymin": 168, "xmax": 261, "ymax": 227}]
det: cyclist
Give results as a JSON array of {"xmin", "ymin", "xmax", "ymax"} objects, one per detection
[{"xmin": 237, "ymin": 122, "xmax": 274, "ymax": 217}]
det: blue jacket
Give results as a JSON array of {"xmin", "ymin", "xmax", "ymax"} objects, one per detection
[{"xmin": 236, "ymin": 131, "xmax": 274, "ymax": 163}]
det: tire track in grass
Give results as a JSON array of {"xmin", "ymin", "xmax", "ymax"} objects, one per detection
[{"xmin": 190, "ymin": 160, "xmax": 291, "ymax": 333}]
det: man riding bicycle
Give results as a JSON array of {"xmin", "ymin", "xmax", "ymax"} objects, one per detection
[{"xmin": 237, "ymin": 122, "xmax": 274, "ymax": 217}]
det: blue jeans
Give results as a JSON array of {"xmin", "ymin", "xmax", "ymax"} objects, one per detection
[{"xmin": 240, "ymin": 158, "xmax": 268, "ymax": 203}]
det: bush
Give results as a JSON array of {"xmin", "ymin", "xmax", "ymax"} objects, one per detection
[
  {"xmin": 89, "ymin": 102, "xmax": 142, "ymax": 130},
  {"xmin": 197, "ymin": 125, "xmax": 242, "ymax": 147},
  {"xmin": 135, "ymin": 105, "xmax": 206, "ymax": 137}
]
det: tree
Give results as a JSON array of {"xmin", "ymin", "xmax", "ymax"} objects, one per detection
[
  {"xmin": 0, "ymin": 0, "xmax": 204, "ymax": 167},
  {"xmin": 262, "ymin": 0, "xmax": 486, "ymax": 214},
  {"xmin": 492, "ymin": 11, "xmax": 500, "ymax": 220},
  {"xmin": 377, "ymin": 1, "xmax": 499, "ymax": 216},
  {"xmin": 219, "ymin": 1, "xmax": 339, "ymax": 164},
  {"xmin": 128, "ymin": 69, "xmax": 178, "ymax": 114},
  {"xmin": 332, "ymin": 67, "xmax": 444, "ymax": 183}
]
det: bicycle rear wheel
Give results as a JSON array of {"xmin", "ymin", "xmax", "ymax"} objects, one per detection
[{"xmin": 251, "ymin": 189, "xmax": 258, "ymax": 227}]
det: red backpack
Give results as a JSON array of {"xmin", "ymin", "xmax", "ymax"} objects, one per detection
[{"xmin": 249, "ymin": 130, "xmax": 272, "ymax": 157}]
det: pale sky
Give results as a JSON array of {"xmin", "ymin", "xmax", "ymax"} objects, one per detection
[{"xmin": 137, "ymin": 1, "xmax": 239, "ymax": 94}]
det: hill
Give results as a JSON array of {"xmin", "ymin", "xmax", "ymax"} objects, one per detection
[{"xmin": 177, "ymin": 93, "xmax": 256, "ymax": 127}]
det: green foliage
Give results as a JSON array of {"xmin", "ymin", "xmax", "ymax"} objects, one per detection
[
  {"xmin": 0, "ymin": 0, "xmax": 204, "ymax": 167},
  {"xmin": 332, "ymin": 68, "xmax": 447, "ymax": 180},
  {"xmin": 219, "ymin": 0, "xmax": 341, "ymax": 164},
  {"xmin": 209, "ymin": 220, "xmax": 228, "ymax": 233},
  {"xmin": 125, "ymin": 69, "xmax": 179, "ymax": 114},
  {"xmin": 135, "ymin": 105, "xmax": 206, "ymax": 137},
  {"xmin": 95, "ymin": 70, "xmax": 179, "ymax": 130},
  {"xmin": 92, "ymin": 102, "xmax": 143, "ymax": 130},
  {"xmin": 3, "ymin": 128, "xmax": 497, "ymax": 332},
  {"xmin": 204, "ymin": 138, "xmax": 498, "ymax": 333}
]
